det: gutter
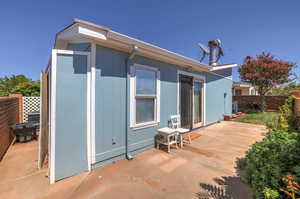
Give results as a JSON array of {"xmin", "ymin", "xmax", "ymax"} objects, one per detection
[{"xmin": 125, "ymin": 45, "xmax": 139, "ymax": 160}]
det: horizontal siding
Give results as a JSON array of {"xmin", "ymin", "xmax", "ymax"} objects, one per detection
[{"xmin": 66, "ymin": 43, "xmax": 233, "ymax": 169}]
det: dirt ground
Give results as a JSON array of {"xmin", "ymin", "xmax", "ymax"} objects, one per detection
[{"xmin": 0, "ymin": 121, "xmax": 267, "ymax": 199}]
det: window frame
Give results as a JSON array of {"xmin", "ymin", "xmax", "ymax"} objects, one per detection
[
  {"xmin": 130, "ymin": 64, "xmax": 160, "ymax": 130},
  {"xmin": 235, "ymin": 89, "xmax": 242, "ymax": 96}
]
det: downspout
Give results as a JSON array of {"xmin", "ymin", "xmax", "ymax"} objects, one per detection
[{"xmin": 125, "ymin": 45, "xmax": 139, "ymax": 160}]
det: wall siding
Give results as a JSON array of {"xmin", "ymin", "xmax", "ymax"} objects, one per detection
[
  {"xmin": 55, "ymin": 43, "xmax": 233, "ymax": 176},
  {"xmin": 54, "ymin": 54, "xmax": 88, "ymax": 181},
  {"xmin": 94, "ymin": 45, "xmax": 127, "ymax": 163},
  {"xmin": 205, "ymin": 70, "xmax": 233, "ymax": 125},
  {"xmin": 93, "ymin": 44, "xmax": 233, "ymax": 167}
]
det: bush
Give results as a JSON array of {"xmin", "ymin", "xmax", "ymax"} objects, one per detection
[
  {"xmin": 278, "ymin": 96, "xmax": 300, "ymax": 132},
  {"xmin": 237, "ymin": 130, "xmax": 300, "ymax": 199}
]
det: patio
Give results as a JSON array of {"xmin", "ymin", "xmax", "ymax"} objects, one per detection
[{"xmin": 0, "ymin": 121, "xmax": 267, "ymax": 199}]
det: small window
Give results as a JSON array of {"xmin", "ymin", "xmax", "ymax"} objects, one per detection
[
  {"xmin": 235, "ymin": 89, "xmax": 242, "ymax": 96},
  {"xmin": 130, "ymin": 64, "xmax": 160, "ymax": 129}
]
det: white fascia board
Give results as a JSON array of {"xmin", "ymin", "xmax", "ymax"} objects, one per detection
[
  {"xmin": 78, "ymin": 24, "xmax": 107, "ymax": 41},
  {"xmin": 56, "ymin": 20, "xmax": 210, "ymax": 72},
  {"xmin": 108, "ymin": 31, "xmax": 210, "ymax": 71},
  {"xmin": 57, "ymin": 23, "xmax": 107, "ymax": 42},
  {"xmin": 210, "ymin": 64, "xmax": 237, "ymax": 71}
]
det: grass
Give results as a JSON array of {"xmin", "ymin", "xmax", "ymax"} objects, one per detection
[{"xmin": 235, "ymin": 112, "xmax": 279, "ymax": 126}]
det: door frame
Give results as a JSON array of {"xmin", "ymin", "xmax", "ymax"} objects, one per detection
[
  {"xmin": 192, "ymin": 79, "xmax": 204, "ymax": 129},
  {"xmin": 50, "ymin": 49, "xmax": 91, "ymax": 184},
  {"xmin": 177, "ymin": 70, "xmax": 206, "ymax": 128}
]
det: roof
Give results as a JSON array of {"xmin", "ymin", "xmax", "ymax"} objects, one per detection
[{"xmin": 54, "ymin": 19, "xmax": 237, "ymax": 72}]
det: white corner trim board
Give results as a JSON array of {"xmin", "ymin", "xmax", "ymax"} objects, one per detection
[
  {"xmin": 129, "ymin": 64, "xmax": 160, "ymax": 130},
  {"xmin": 50, "ymin": 49, "xmax": 91, "ymax": 184},
  {"xmin": 86, "ymin": 52, "xmax": 92, "ymax": 172},
  {"xmin": 50, "ymin": 49, "xmax": 57, "ymax": 184},
  {"xmin": 90, "ymin": 43, "xmax": 96, "ymax": 164},
  {"xmin": 177, "ymin": 70, "xmax": 206, "ymax": 126}
]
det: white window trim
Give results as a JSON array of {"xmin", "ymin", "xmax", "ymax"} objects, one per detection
[{"xmin": 130, "ymin": 64, "xmax": 160, "ymax": 130}]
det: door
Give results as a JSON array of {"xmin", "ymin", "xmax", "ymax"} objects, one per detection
[
  {"xmin": 193, "ymin": 80, "xmax": 203, "ymax": 128},
  {"xmin": 51, "ymin": 50, "xmax": 90, "ymax": 182},
  {"xmin": 179, "ymin": 75, "xmax": 193, "ymax": 130}
]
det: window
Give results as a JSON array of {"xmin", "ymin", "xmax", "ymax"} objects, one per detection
[
  {"xmin": 235, "ymin": 89, "xmax": 242, "ymax": 96},
  {"xmin": 130, "ymin": 64, "xmax": 160, "ymax": 129}
]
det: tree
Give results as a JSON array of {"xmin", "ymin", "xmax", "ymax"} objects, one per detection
[
  {"xmin": 0, "ymin": 75, "xmax": 40, "ymax": 96},
  {"xmin": 11, "ymin": 81, "xmax": 40, "ymax": 96},
  {"xmin": 238, "ymin": 53, "xmax": 296, "ymax": 111}
]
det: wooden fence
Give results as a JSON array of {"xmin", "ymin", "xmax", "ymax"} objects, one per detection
[
  {"xmin": 0, "ymin": 95, "xmax": 21, "ymax": 160},
  {"xmin": 233, "ymin": 95, "xmax": 288, "ymax": 112},
  {"xmin": 38, "ymin": 72, "xmax": 49, "ymax": 169}
]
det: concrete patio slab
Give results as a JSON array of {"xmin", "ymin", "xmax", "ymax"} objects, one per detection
[{"xmin": 0, "ymin": 121, "xmax": 267, "ymax": 199}]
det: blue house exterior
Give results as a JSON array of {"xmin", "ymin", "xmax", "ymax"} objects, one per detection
[{"xmin": 46, "ymin": 19, "xmax": 236, "ymax": 183}]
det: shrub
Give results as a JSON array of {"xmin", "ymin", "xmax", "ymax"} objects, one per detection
[
  {"xmin": 237, "ymin": 130, "xmax": 300, "ymax": 199},
  {"xmin": 278, "ymin": 96, "xmax": 300, "ymax": 132}
]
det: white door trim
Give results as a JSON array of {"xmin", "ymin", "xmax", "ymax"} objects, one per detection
[
  {"xmin": 50, "ymin": 49, "xmax": 91, "ymax": 184},
  {"xmin": 177, "ymin": 70, "xmax": 206, "ymax": 126}
]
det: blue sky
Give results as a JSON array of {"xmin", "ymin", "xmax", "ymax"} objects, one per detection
[{"xmin": 0, "ymin": 0, "xmax": 299, "ymax": 81}]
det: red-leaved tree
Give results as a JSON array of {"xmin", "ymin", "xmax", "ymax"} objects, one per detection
[{"xmin": 238, "ymin": 52, "xmax": 296, "ymax": 111}]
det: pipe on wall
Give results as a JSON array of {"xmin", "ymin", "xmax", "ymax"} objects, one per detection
[{"xmin": 125, "ymin": 45, "xmax": 139, "ymax": 160}]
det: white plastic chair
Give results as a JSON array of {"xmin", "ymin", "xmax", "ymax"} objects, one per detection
[{"xmin": 170, "ymin": 115, "xmax": 191, "ymax": 147}]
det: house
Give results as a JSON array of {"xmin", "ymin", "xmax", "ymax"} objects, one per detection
[
  {"xmin": 43, "ymin": 19, "xmax": 237, "ymax": 183},
  {"xmin": 233, "ymin": 82, "xmax": 258, "ymax": 96}
]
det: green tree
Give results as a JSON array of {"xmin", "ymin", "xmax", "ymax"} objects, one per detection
[{"xmin": 0, "ymin": 75, "xmax": 40, "ymax": 96}]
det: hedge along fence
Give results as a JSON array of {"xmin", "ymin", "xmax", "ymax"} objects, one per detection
[
  {"xmin": 0, "ymin": 95, "xmax": 22, "ymax": 161},
  {"xmin": 233, "ymin": 95, "xmax": 288, "ymax": 112}
]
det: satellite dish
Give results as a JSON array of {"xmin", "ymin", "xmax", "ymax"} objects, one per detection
[
  {"xmin": 198, "ymin": 43, "xmax": 209, "ymax": 62},
  {"xmin": 198, "ymin": 39, "xmax": 225, "ymax": 65}
]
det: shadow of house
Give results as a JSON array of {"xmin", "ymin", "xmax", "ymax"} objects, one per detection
[{"xmin": 196, "ymin": 176, "xmax": 252, "ymax": 199}]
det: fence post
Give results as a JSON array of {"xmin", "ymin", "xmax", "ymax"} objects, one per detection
[{"xmin": 8, "ymin": 93, "xmax": 23, "ymax": 123}]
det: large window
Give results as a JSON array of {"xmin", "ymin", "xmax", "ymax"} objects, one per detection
[{"xmin": 130, "ymin": 64, "xmax": 160, "ymax": 129}]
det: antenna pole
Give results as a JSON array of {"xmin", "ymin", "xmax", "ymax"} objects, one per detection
[{"xmin": 209, "ymin": 44, "xmax": 216, "ymax": 66}]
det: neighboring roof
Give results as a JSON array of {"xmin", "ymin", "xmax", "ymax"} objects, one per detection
[{"xmin": 55, "ymin": 19, "xmax": 237, "ymax": 73}]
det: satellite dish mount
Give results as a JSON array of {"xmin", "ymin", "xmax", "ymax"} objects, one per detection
[{"xmin": 198, "ymin": 39, "xmax": 224, "ymax": 66}]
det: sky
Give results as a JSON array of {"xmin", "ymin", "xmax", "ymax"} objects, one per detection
[{"xmin": 0, "ymin": 0, "xmax": 299, "ymax": 81}]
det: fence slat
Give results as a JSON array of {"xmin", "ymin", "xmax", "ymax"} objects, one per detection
[{"xmin": 0, "ymin": 97, "xmax": 18, "ymax": 161}]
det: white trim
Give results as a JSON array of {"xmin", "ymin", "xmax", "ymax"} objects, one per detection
[
  {"xmin": 86, "ymin": 52, "xmax": 91, "ymax": 171},
  {"xmin": 177, "ymin": 70, "xmax": 206, "ymax": 126},
  {"xmin": 90, "ymin": 43, "xmax": 96, "ymax": 164},
  {"xmin": 130, "ymin": 64, "xmax": 160, "ymax": 130},
  {"xmin": 54, "ymin": 49, "xmax": 90, "ymax": 56},
  {"xmin": 210, "ymin": 64, "xmax": 237, "ymax": 71},
  {"xmin": 50, "ymin": 49, "xmax": 91, "ymax": 184},
  {"xmin": 50, "ymin": 49, "xmax": 57, "ymax": 184}
]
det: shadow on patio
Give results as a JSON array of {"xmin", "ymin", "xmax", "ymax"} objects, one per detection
[{"xmin": 196, "ymin": 175, "xmax": 251, "ymax": 199}]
